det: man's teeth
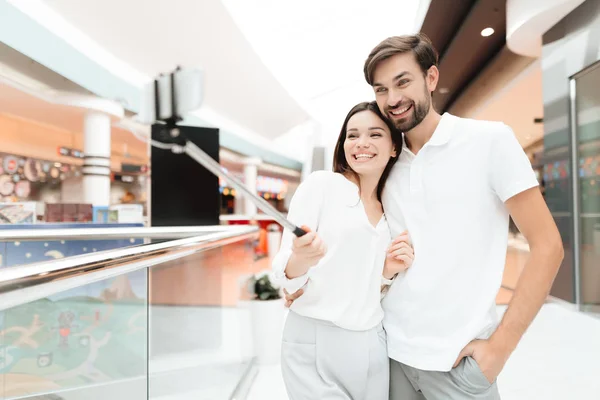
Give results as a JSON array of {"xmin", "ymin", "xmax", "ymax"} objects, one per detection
[
  {"xmin": 355, "ymin": 154, "xmax": 374, "ymax": 159},
  {"xmin": 391, "ymin": 105, "xmax": 411, "ymax": 115}
]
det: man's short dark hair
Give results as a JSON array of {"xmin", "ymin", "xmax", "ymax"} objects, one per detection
[{"xmin": 364, "ymin": 33, "xmax": 439, "ymax": 85}]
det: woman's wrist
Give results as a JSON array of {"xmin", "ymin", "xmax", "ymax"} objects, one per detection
[
  {"xmin": 382, "ymin": 259, "xmax": 398, "ymax": 280},
  {"xmin": 285, "ymin": 252, "xmax": 311, "ymax": 279},
  {"xmin": 381, "ymin": 268, "xmax": 398, "ymax": 281}
]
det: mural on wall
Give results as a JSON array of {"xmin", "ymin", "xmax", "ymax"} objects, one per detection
[
  {"xmin": 0, "ymin": 237, "xmax": 148, "ymax": 398},
  {"xmin": 0, "ymin": 273, "xmax": 148, "ymax": 397}
]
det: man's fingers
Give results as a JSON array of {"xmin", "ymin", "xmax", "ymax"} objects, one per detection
[
  {"xmin": 285, "ymin": 288, "xmax": 304, "ymax": 301},
  {"xmin": 453, "ymin": 349, "xmax": 469, "ymax": 368},
  {"xmin": 453, "ymin": 342, "xmax": 476, "ymax": 368},
  {"xmin": 290, "ymin": 288, "xmax": 304, "ymax": 300},
  {"xmin": 453, "ymin": 354, "xmax": 465, "ymax": 369}
]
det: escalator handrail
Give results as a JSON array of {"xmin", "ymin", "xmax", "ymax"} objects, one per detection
[
  {"xmin": 0, "ymin": 225, "xmax": 251, "ymax": 241},
  {"xmin": 0, "ymin": 226, "xmax": 258, "ymax": 311}
]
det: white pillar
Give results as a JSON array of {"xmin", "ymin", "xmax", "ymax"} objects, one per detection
[
  {"xmin": 234, "ymin": 189, "xmax": 245, "ymax": 215},
  {"xmin": 243, "ymin": 157, "xmax": 262, "ymax": 217},
  {"xmin": 83, "ymin": 111, "xmax": 112, "ymax": 207}
]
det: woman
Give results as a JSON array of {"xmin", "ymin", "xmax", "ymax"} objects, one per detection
[{"xmin": 272, "ymin": 101, "xmax": 414, "ymax": 400}]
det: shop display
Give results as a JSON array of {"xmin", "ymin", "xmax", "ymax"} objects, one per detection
[
  {"xmin": 0, "ymin": 152, "xmax": 148, "ymax": 224},
  {"xmin": 0, "ymin": 175, "xmax": 15, "ymax": 196},
  {"xmin": 0, "ymin": 153, "xmax": 85, "ymax": 203},
  {"xmin": 14, "ymin": 180, "xmax": 31, "ymax": 197},
  {"xmin": 23, "ymin": 158, "xmax": 41, "ymax": 182},
  {"xmin": 110, "ymin": 204, "xmax": 144, "ymax": 223},
  {"xmin": 3, "ymin": 155, "xmax": 19, "ymax": 174},
  {"xmin": 93, "ymin": 206, "xmax": 119, "ymax": 223},
  {"xmin": 0, "ymin": 202, "xmax": 37, "ymax": 224},
  {"xmin": 45, "ymin": 203, "xmax": 94, "ymax": 223}
]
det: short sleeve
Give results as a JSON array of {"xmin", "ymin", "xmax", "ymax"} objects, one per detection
[{"xmin": 489, "ymin": 124, "xmax": 540, "ymax": 202}]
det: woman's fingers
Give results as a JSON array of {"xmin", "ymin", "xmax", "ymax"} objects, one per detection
[{"xmin": 388, "ymin": 241, "xmax": 411, "ymax": 253}]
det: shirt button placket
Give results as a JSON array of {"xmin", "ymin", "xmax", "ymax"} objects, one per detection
[{"xmin": 410, "ymin": 160, "xmax": 424, "ymax": 194}]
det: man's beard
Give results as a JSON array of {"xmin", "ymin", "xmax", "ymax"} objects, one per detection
[{"xmin": 390, "ymin": 88, "xmax": 431, "ymax": 133}]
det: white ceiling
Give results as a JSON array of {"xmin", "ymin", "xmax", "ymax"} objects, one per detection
[
  {"xmin": 28, "ymin": 0, "xmax": 310, "ymax": 140},
  {"xmin": 14, "ymin": 0, "xmax": 428, "ymax": 148},
  {"xmin": 222, "ymin": 0, "xmax": 428, "ymax": 144}
]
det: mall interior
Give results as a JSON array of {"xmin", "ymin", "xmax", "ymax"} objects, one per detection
[{"xmin": 0, "ymin": 0, "xmax": 598, "ymax": 399}]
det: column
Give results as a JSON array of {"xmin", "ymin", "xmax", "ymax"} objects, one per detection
[
  {"xmin": 234, "ymin": 190, "xmax": 245, "ymax": 215},
  {"xmin": 83, "ymin": 111, "xmax": 112, "ymax": 206},
  {"xmin": 243, "ymin": 157, "xmax": 262, "ymax": 216}
]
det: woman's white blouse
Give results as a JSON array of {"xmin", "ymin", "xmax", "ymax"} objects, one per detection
[{"xmin": 272, "ymin": 171, "xmax": 391, "ymax": 331}]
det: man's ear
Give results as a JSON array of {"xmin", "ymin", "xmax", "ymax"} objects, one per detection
[{"xmin": 426, "ymin": 65, "xmax": 440, "ymax": 93}]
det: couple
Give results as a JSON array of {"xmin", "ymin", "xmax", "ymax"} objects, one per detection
[{"xmin": 272, "ymin": 33, "xmax": 564, "ymax": 400}]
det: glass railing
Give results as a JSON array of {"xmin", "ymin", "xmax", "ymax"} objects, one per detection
[{"xmin": 0, "ymin": 225, "xmax": 259, "ymax": 400}]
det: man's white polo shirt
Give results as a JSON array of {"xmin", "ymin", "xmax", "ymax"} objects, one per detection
[{"xmin": 381, "ymin": 113, "xmax": 539, "ymax": 372}]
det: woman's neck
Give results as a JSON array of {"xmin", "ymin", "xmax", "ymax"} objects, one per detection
[{"xmin": 348, "ymin": 172, "xmax": 380, "ymax": 203}]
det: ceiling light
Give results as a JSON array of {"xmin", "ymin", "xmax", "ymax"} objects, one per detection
[
  {"xmin": 439, "ymin": 88, "xmax": 449, "ymax": 94},
  {"xmin": 481, "ymin": 27, "xmax": 495, "ymax": 37}
]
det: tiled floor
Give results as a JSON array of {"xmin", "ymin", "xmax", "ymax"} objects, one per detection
[
  {"xmin": 246, "ymin": 244, "xmax": 600, "ymax": 399},
  {"xmin": 247, "ymin": 303, "xmax": 600, "ymax": 400}
]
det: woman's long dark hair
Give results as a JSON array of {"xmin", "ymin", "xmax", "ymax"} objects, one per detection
[{"xmin": 332, "ymin": 101, "xmax": 403, "ymax": 202}]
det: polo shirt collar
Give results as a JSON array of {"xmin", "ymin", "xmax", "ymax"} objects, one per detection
[
  {"xmin": 398, "ymin": 113, "xmax": 456, "ymax": 163},
  {"xmin": 427, "ymin": 112, "xmax": 455, "ymax": 146},
  {"xmin": 401, "ymin": 112, "xmax": 456, "ymax": 156}
]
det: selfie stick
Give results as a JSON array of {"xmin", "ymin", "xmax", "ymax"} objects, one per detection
[{"xmin": 146, "ymin": 68, "xmax": 307, "ymax": 237}]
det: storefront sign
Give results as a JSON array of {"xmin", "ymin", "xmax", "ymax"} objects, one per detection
[{"xmin": 57, "ymin": 147, "xmax": 84, "ymax": 159}]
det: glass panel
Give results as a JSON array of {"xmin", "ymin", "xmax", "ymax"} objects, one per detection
[
  {"xmin": 575, "ymin": 63, "xmax": 600, "ymax": 312},
  {"xmin": 0, "ymin": 229, "xmax": 257, "ymax": 399},
  {"xmin": 1, "ymin": 309, "xmax": 5, "ymax": 400},
  {"xmin": 0, "ymin": 271, "xmax": 148, "ymax": 399},
  {"xmin": 543, "ymin": 127, "xmax": 574, "ymax": 301},
  {"xmin": 148, "ymin": 238, "xmax": 256, "ymax": 399}
]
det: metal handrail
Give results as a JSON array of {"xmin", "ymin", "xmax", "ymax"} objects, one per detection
[
  {"xmin": 0, "ymin": 225, "xmax": 252, "ymax": 241},
  {"xmin": 0, "ymin": 226, "xmax": 258, "ymax": 311}
]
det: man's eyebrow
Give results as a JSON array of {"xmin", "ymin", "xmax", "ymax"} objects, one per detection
[{"xmin": 373, "ymin": 71, "xmax": 411, "ymax": 87}]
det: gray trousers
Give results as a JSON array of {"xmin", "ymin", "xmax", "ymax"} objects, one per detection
[
  {"xmin": 390, "ymin": 358, "xmax": 501, "ymax": 400},
  {"xmin": 281, "ymin": 311, "xmax": 389, "ymax": 400}
]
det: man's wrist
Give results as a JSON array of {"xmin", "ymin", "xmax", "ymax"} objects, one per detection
[{"xmin": 488, "ymin": 331, "xmax": 518, "ymax": 360}]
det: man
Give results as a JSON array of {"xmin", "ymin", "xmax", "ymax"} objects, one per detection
[{"xmin": 286, "ymin": 33, "xmax": 563, "ymax": 399}]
